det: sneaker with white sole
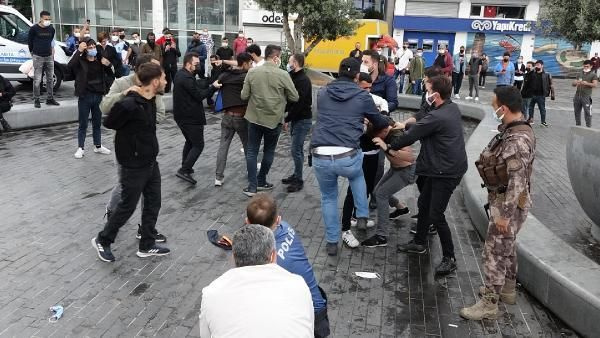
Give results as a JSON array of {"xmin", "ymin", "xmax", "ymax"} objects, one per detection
[
  {"xmin": 215, "ymin": 178, "xmax": 223, "ymax": 187},
  {"xmin": 350, "ymin": 218, "xmax": 375, "ymax": 228},
  {"xmin": 94, "ymin": 145, "xmax": 111, "ymax": 155},
  {"xmin": 454, "ymin": 94, "xmax": 460, "ymax": 99},
  {"xmin": 465, "ymin": 96, "xmax": 473, "ymax": 100},
  {"xmin": 92, "ymin": 237, "xmax": 115, "ymax": 262},
  {"xmin": 137, "ymin": 245, "xmax": 171, "ymax": 258},
  {"xmin": 342, "ymin": 230, "xmax": 360, "ymax": 248},
  {"xmin": 474, "ymin": 97, "xmax": 480, "ymax": 101},
  {"xmin": 74, "ymin": 147, "xmax": 84, "ymax": 159}
]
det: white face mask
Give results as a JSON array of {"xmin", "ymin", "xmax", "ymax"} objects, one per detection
[
  {"xmin": 493, "ymin": 106, "xmax": 505, "ymax": 122},
  {"xmin": 111, "ymin": 35, "xmax": 119, "ymax": 42},
  {"xmin": 134, "ymin": 38, "xmax": 140, "ymax": 44},
  {"xmin": 74, "ymin": 32, "xmax": 80, "ymax": 38},
  {"xmin": 42, "ymin": 20, "xmax": 51, "ymax": 27},
  {"xmin": 583, "ymin": 68, "xmax": 591, "ymax": 73},
  {"xmin": 416, "ymin": 52, "xmax": 423, "ymax": 57},
  {"xmin": 360, "ymin": 64, "xmax": 370, "ymax": 74},
  {"xmin": 426, "ymin": 92, "xmax": 437, "ymax": 106},
  {"xmin": 84, "ymin": 33, "xmax": 91, "ymax": 37},
  {"xmin": 221, "ymin": 42, "xmax": 228, "ymax": 47},
  {"xmin": 438, "ymin": 50, "xmax": 445, "ymax": 54}
]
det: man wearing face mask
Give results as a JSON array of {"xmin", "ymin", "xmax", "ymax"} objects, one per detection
[
  {"xmin": 282, "ymin": 53, "xmax": 313, "ymax": 193},
  {"xmin": 494, "ymin": 52, "xmax": 515, "ymax": 87},
  {"xmin": 572, "ymin": 60, "xmax": 598, "ymax": 127},
  {"xmin": 28, "ymin": 10, "xmax": 60, "ymax": 108},
  {"xmin": 408, "ymin": 48, "xmax": 425, "ymax": 96},
  {"xmin": 395, "ymin": 42, "xmax": 413, "ymax": 94},
  {"xmin": 241, "ymin": 45, "xmax": 299, "ymax": 197},
  {"xmin": 111, "ymin": 28, "xmax": 130, "ymax": 77},
  {"xmin": 466, "ymin": 50, "xmax": 482, "ymax": 101},
  {"xmin": 217, "ymin": 37, "xmax": 234, "ymax": 62},
  {"xmin": 142, "ymin": 32, "xmax": 162, "ymax": 64},
  {"xmin": 129, "ymin": 32, "xmax": 142, "ymax": 68},
  {"xmin": 451, "ymin": 46, "xmax": 466, "ymax": 99},
  {"xmin": 187, "ymin": 31, "xmax": 207, "ymax": 78},
  {"xmin": 66, "ymin": 27, "xmax": 80, "ymax": 55},
  {"xmin": 520, "ymin": 61, "xmax": 535, "ymax": 121},
  {"xmin": 513, "ymin": 56, "xmax": 525, "ymax": 89},
  {"xmin": 391, "ymin": 75, "xmax": 468, "ymax": 276},
  {"xmin": 523, "ymin": 60, "xmax": 554, "ymax": 126},
  {"xmin": 433, "ymin": 46, "xmax": 453, "ymax": 77},
  {"xmin": 461, "ymin": 86, "xmax": 535, "ymax": 320},
  {"xmin": 161, "ymin": 31, "xmax": 181, "ymax": 93},
  {"xmin": 173, "ymin": 53, "xmax": 211, "ymax": 185},
  {"xmin": 233, "ymin": 31, "xmax": 248, "ymax": 56}
]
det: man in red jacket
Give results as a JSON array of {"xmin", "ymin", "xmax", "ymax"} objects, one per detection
[
  {"xmin": 233, "ymin": 31, "xmax": 247, "ymax": 56},
  {"xmin": 433, "ymin": 46, "xmax": 454, "ymax": 77}
]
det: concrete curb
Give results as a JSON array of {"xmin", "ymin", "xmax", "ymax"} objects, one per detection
[
  {"xmin": 4, "ymin": 94, "xmax": 174, "ymax": 130},
  {"xmin": 397, "ymin": 94, "xmax": 600, "ymax": 337}
]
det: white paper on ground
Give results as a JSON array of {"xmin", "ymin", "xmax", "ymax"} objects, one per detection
[{"xmin": 354, "ymin": 272, "xmax": 381, "ymax": 279}]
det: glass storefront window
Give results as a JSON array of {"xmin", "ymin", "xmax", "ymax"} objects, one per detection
[
  {"xmin": 141, "ymin": 0, "xmax": 153, "ymax": 28},
  {"xmin": 197, "ymin": 0, "xmax": 224, "ymax": 32},
  {"xmin": 225, "ymin": 0, "xmax": 239, "ymax": 32},
  {"xmin": 87, "ymin": 0, "xmax": 112, "ymax": 26},
  {"xmin": 57, "ymin": 0, "xmax": 85, "ymax": 25},
  {"xmin": 165, "ymin": 0, "xmax": 194, "ymax": 30},
  {"xmin": 114, "ymin": 0, "xmax": 140, "ymax": 28}
]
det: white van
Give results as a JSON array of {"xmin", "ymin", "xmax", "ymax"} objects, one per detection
[{"xmin": 0, "ymin": 5, "xmax": 71, "ymax": 90}]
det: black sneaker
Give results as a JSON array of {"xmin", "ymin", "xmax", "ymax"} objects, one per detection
[
  {"xmin": 435, "ymin": 257, "xmax": 457, "ymax": 275},
  {"xmin": 541, "ymin": 122, "xmax": 548, "ymax": 127},
  {"xmin": 257, "ymin": 182, "xmax": 274, "ymax": 191},
  {"xmin": 243, "ymin": 188, "xmax": 257, "ymax": 197},
  {"xmin": 409, "ymin": 224, "xmax": 437, "ymax": 235},
  {"xmin": 369, "ymin": 199, "xmax": 377, "ymax": 210},
  {"xmin": 136, "ymin": 225, "xmax": 167, "ymax": 243},
  {"xmin": 410, "ymin": 213, "xmax": 419, "ymax": 219},
  {"xmin": 397, "ymin": 240, "xmax": 427, "ymax": 254},
  {"xmin": 361, "ymin": 235, "xmax": 388, "ymax": 248},
  {"xmin": 287, "ymin": 182, "xmax": 303, "ymax": 193},
  {"xmin": 46, "ymin": 99, "xmax": 60, "ymax": 106},
  {"xmin": 326, "ymin": 242, "xmax": 338, "ymax": 256},
  {"xmin": 389, "ymin": 207, "xmax": 410, "ymax": 219},
  {"xmin": 92, "ymin": 237, "xmax": 115, "ymax": 262},
  {"xmin": 281, "ymin": 175, "xmax": 297, "ymax": 184},
  {"xmin": 176, "ymin": 169, "xmax": 197, "ymax": 185},
  {"xmin": 137, "ymin": 245, "xmax": 171, "ymax": 258},
  {"xmin": 34, "ymin": 99, "xmax": 41, "ymax": 108}
]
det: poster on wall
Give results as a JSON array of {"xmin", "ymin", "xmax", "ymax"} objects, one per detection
[
  {"xmin": 532, "ymin": 37, "xmax": 591, "ymax": 77},
  {"xmin": 466, "ymin": 32, "xmax": 524, "ymax": 66}
]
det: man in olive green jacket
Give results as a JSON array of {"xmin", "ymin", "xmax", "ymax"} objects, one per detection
[{"xmin": 240, "ymin": 44, "xmax": 299, "ymax": 196}]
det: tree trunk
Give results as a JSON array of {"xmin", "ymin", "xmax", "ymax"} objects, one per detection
[
  {"xmin": 282, "ymin": 8, "xmax": 295, "ymax": 53},
  {"xmin": 293, "ymin": 15, "xmax": 304, "ymax": 54},
  {"xmin": 304, "ymin": 37, "xmax": 322, "ymax": 57}
]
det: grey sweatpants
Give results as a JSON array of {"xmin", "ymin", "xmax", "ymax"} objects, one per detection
[
  {"xmin": 374, "ymin": 164, "xmax": 416, "ymax": 237},
  {"xmin": 573, "ymin": 95, "xmax": 592, "ymax": 127}
]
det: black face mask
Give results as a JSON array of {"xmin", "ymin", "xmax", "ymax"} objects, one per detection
[
  {"xmin": 119, "ymin": 34, "xmax": 125, "ymax": 40},
  {"xmin": 503, "ymin": 57, "xmax": 509, "ymax": 62},
  {"xmin": 148, "ymin": 39, "xmax": 155, "ymax": 45}
]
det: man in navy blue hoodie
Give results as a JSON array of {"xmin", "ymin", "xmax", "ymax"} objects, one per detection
[
  {"xmin": 246, "ymin": 193, "xmax": 330, "ymax": 338},
  {"xmin": 310, "ymin": 57, "xmax": 389, "ymax": 256}
]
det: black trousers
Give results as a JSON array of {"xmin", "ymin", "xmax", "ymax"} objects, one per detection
[
  {"xmin": 178, "ymin": 123, "xmax": 205, "ymax": 172},
  {"xmin": 452, "ymin": 72, "xmax": 464, "ymax": 94},
  {"xmin": 341, "ymin": 153, "xmax": 379, "ymax": 231},
  {"xmin": 414, "ymin": 175, "xmax": 462, "ymax": 258},
  {"xmin": 479, "ymin": 72, "xmax": 487, "ymax": 86},
  {"xmin": 164, "ymin": 63, "xmax": 177, "ymax": 93},
  {"xmin": 98, "ymin": 162, "xmax": 161, "ymax": 250}
]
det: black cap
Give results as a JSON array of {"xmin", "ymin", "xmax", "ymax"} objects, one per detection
[{"xmin": 339, "ymin": 57, "xmax": 361, "ymax": 76}]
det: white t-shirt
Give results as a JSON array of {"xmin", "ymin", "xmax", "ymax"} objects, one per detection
[
  {"xmin": 200, "ymin": 264, "xmax": 314, "ymax": 338},
  {"xmin": 253, "ymin": 58, "xmax": 265, "ymax": 67},
  {"xmin": 395, "ymin": 48, "xmax": 413, "ymax": 71}
]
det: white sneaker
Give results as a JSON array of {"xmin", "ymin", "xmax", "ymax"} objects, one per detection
[
  {"xmin": 465, "ymin": 96, "xmax": 473, "ymax": 100},
  {"xmin": 475, "ymin": 97, "xmax": 480, "ymax": 102},
  {"xmin": 240, "ymin": 148, "xmax": 244, "ymax": 153},
  {"xmin": 342, "ymin": 230, "xmax": 360, "ymax": 248},
  {"xmin": 454, "ymin": 94, "xmax": 460, "ymax": 99},
  {"xmin": 74, "ymin": 147, "xmax": 84, "ymax": 159},
  {"xmin": 350, "ymin": 218, "xmax": 375, "ymax": 228},
  {"xmin": 94, "ymin": 145, "xmax": 111, "ymax": 155},
  {"xmin": 214, "ymin": 178, "xmax": 223, "ymax": 187}
]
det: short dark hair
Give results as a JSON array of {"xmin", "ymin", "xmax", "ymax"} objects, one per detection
[
  {"xmin": 247, "ymin": 37, "xmax": 253, "ymax": 42},
  {"xmin": 503, "ymin": 51, "xmax": 511, "ymax": 57},
  {"xmin": 583, "ymin": 60, "xmax": 593, "ymax": 66},
  {"xmin": 112, "ymin": 28, "xmax": 120, "ymax": 33},
  {"xmin": 429, "ymin": 75, "xmax": 452, "ymax": 100},
  {"xmin": 135, "ymin": 54, "xmax": 156, "ymax": 72},
  {"xmin": 424, "ymin": 66, "xmax": 443, "ymax": 78},
  {"xmin": 291, "ymin": 53, "xmax": 305, "ymax": 68},
  {"xmin": 162, "ymin": 27, "xmax": 169, "ymax": 33},
  {"xmin": 136, "ymin": 63, "xmax": 163, "ymax": 86},
  {"xmin": 85, "ymin": 39, "xmax": 97, "ymax": 47},
  {"xmin": 246, "ymin": 44, "xmax": 261, "ymax": 57},
  {"xmin": 362, "ymin": 49, "xmax": 380, "ymax": 63},
  {"xmin": 40, "ymin": 10, "xmax": 51, "ymax": 17},
  {"xmin": 358, "ymin": 72, "xmax": 372, "ymax": 83},
  {"xmin": 264, "ymin": 44, "xmax": 282, "ymax": 59},
  {"xmin": 535, "ymin": 60, "xmax": 544, "ymax": 65},
  {"xmin": 237, "ymin": 52, "xmax": 253, "ymax": 66},
  {"xmin": 183, "ymin": 52, "xmax": 199, "ymax": 66},
  {"xmin": 163, "ymin": 30, "xmax": 172, "ymax": 36},
  {"xmin": 147, "ymin": 32, "xmax": 155, "ymax": 39},
  {"xmin": 493, "ymin": 86, "xmax": 523, "ymax": 113},
  {"xmin": 526, "ymin": 61, "xmax": 535, "ymax": 66},
  {"xmin": 417, "ymin": 48, "xmax": 423, "ymax": 52},
  {"xmin": 210, "ymin": 54, "xmax": 218, "ymax": 60},
  {"xmin": 131, "ymin": 32, "xmax": 139, "ymax": 36},
  {"xmin": 338, "ymin": 57, "xmax": 361, "ymax": 79},
  {"xmin": 246, "ymin": 193, "xmax": 278, "ymax": 228},
  {"xmin": 222, "ymin": 37, "xmax": 228, "ymax": 41}
]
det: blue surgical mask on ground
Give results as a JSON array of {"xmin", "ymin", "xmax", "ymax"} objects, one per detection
[
  {"xmin": 87, "ymin": 49, "xmax": 97, "ymax": 57},
  {"xmin": 493, "ymin": 106, "xmax": 505, "ymax": 122}
]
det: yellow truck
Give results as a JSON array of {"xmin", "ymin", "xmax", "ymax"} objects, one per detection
[{"xmin": 305, "ymin": 19, "xmax": 389, "ymax": 74}]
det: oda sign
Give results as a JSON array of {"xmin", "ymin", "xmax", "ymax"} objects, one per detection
[{"xmin": 262, "ymin": 12, "xmax": 284, "ymax": 24}]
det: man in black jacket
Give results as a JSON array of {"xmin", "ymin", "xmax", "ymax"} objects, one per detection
[
  {"xmin": 381, "ymin": 75, "xmax": 468, "ymax": 275},
  {"xmin": 523, "ymin": 60, "xmax": 554, "ymax": 126},
  {"xmin": 68, "ymin": 39, "xmax": 114, "ymax": 159},
  {"xmin": 173, "ymin": 52, "xmax": 210, "ymax": 185},
  {"xmin": 93, "ymin": 63, "xmax": 170, "ymax": 262},
  {"xmin": 282, "ymin": 53, "xmax": 313, "ymax": 193},
  {"xmin": 162, "ymin": 30, "xmax": 181, "ymax": 93},
  {"xmin": 0, "ymin": 74, "xmax": 15, "ymax": 135}
]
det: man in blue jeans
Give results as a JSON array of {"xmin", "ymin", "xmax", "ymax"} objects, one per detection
[
  {"xmin": 283, "ymin": 53, "xmax": 313, "ymax": 193},
  {"xmin": 524, "ymin": 60, "xmax": 554, "ymax": 126},
  {"xmin": 241, "ymin": 45, "xmax": 299, "ymax": 197},
  {"xmin": 310, "ymin": 57, "xmax": 389, "ymax": 256}
]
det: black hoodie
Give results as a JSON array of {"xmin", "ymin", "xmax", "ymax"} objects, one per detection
[
  {"xmin": 218, "ymin": 68, "xmax": 248, "ymax": 110},
  {"xmin": 104, "ymin": 92, "xmax": 159, "ymax": 169}
]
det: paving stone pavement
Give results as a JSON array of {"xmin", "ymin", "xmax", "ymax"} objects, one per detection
[{"xmin": 0, "ymin": 103, "xmax": 578, "ymax": 337}]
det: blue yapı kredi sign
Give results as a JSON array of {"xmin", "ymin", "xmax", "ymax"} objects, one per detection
[{"xmin": 394, "ymin": 16, "xmax": 534, "ymax": 34}]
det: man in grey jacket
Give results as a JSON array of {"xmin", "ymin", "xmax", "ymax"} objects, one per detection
[{"xmin": 101, "ymin": 54, "xmax": 167, "ymax": 243}]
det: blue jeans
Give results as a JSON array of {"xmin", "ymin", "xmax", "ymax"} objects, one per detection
[
  {"xmin": 529, "ymin": 96, "xmax": 546, "ymax": 123},
  {"xmin": 313, "ymin": 151, "xmax": 368, "ymax": 243},
  {"xmin": 246, "ymin": 122, "xmax": 282, "ymax": 191},
  {"xmin": 521, "ymin": 97, "xmax": 531, "ymax": 121},
  {"xmin": 77, "ymin": 93, "xmax": 103, "ymax": 148},
  {"xmin": 412, "ymin": 79, "xmax": 422, "ymax": 95},
  {"xmin": 290, "ymin": 118, "xmax": 312, "ymax": 181}
]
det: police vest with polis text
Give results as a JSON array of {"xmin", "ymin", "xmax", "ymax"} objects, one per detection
[{"xmin": 475, "ymin": 120, "xmax": 536, "ymax": 208}]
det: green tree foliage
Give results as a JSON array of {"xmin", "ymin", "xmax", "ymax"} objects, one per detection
[
  {"xmin": 537, "ymin": 0, "xmax": 600, "ymax": 50},
  {"xmin": 255, "ymin": 0, "xmax": 362, "ymax": 56}
]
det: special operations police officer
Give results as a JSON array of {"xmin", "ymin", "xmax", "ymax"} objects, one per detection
[{"xmin": 460, "ymin": 86, "xmax": 536, "ymax": 320}]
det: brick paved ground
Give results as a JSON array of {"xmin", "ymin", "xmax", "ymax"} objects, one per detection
[{"xmin": 0, "ymin": 102, "xmax": 577, "ymax": 336}]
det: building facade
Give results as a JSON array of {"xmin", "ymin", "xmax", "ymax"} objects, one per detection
[{"xmin": 393, "ymin": 0, "xmax": 600, "ymax": 77}]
